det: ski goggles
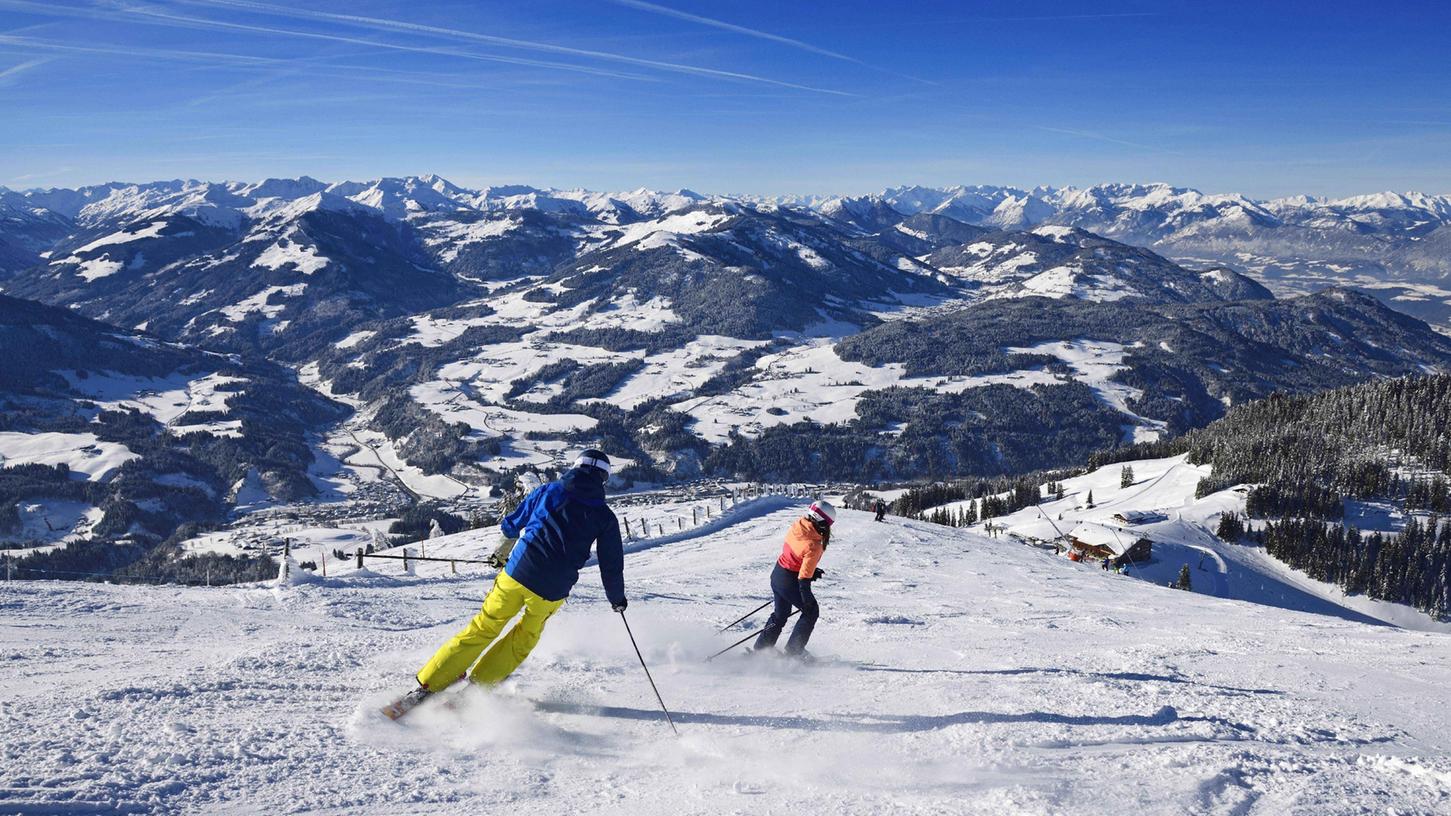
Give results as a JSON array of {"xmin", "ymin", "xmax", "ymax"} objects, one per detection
[{"xmin": 574, "ymin": 454, "xmax": 611, "ymax": 480}]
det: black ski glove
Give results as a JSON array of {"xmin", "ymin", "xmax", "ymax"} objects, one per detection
[
  {"xmin": 797, "ymin": 580, "xmax": 819, "ymax": 615},
  {"xmin": 612, "ymin": 599, "xmax": 628, "ymax": 613},
  {"xmin": 810, "ymin": 568, "xmax": 825, "ymax": 581}
]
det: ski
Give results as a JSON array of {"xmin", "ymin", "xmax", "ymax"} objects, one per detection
[{"xmin": 380, "ymin": 686, "xmax": 433, "ymax": 721}]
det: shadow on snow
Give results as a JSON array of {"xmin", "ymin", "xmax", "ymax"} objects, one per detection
[
  {"xmin": 853, "ymin": 664, "xmax": 1286, "ymax": 697},
  {"xmin": 534, "ymin": 699, "xmax": 1193, "ymax": 733}
]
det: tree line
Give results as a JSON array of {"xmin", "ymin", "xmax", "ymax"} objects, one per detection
[{"xmin": 1182, "ymin": 375, "xmax": 1451, "ymax": 615}]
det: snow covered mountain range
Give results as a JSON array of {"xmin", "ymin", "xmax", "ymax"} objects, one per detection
[
  {"xmin": 6, "ymin": 177, "xmax": 1451, "ymax": 279},
  {"xmin": 826, "ymin": 183, "xmax": 1451, "ymax": 250},
  {"xmin": 3, "ymin": 175, "xmax": 1451, "ymax": 530},
  {"xmin": 814, "ymin": 183, "xmax": 1451, "ymax": 277},
  {"xmin": 810, "ymin": 183, "xmax": 1451, "ymax": 330},
  {"xmin": 4, "ymin": 176, "xmax": 1449, "ymax": 322}
]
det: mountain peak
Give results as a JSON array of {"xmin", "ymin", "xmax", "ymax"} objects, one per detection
[{"xmin": 238, "ymin": 176, "xmax": 328, "ymax": 201}]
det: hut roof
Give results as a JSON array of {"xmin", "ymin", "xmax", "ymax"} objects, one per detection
[{"xmin": 1068, "ymin": 523, "xmax": 1137, "ymax": 556}]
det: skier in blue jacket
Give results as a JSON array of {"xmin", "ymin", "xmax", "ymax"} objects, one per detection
[{"xmin": 387, "ymin": 450, "xmax": 625, "ymax": 716}]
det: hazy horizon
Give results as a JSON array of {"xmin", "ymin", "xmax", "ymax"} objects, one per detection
[{"xmin": 4, "ymin": 172, "xmax": 1450, "ymax": 204}]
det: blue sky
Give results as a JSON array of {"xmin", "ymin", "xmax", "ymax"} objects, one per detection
[{"xmin": 1, "ymin": 0, "xmax": 1449, "ymax": 197}]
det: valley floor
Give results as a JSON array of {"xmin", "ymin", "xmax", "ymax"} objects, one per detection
[{"xmin": 3, "ymin": 508, "xmax": 1451, "ymax": 814}]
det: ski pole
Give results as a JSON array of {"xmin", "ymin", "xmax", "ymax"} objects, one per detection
[
  {"xmin": 717, "ymin": 599, "xmax": 772, "ymax": 633},
  {"xmin": 618, "ymin": 610, "xmax": 679, "ymax": 736},
  {"xmin": 706, "ymin": 609, "xmax": 799, "ymax": 662}
]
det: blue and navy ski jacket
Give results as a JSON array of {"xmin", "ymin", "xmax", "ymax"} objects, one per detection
[{"xmin": 501, "ymin": 468, "xmax": 624, "ymax": 605}]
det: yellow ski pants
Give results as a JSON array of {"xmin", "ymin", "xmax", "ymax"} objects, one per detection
[{"xmin": 416, "ymin": 572, "xmax": 565, "ymax": 689}]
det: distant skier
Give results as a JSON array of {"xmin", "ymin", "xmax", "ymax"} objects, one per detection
[
  {"xmin": 752, "ymin": 500, "xmax": 835, "ymax": 658},
  {"xmin": 383, "ymin": 450, "xmax": 625, "ymax": 718},
  {"xmin": 486, "ymin": 471, "xmax": 544, "ymax": 569},
  {"xmin": 873, "ymin": 498, "xmax": 887, "ymax": 522}
]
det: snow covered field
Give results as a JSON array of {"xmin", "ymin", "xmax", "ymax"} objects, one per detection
[
  {"xmin": 4, "ymin": 500, "xmax": 103, "ymax": 553},
  {"xmin": 417, "ymin": 328, "xmax": 1071, "ymax": 450},
  {"xmin": 675, "ymin": 340, "xmax": 1072, "ymax": 444},
  {"xmin": 0, "ymin": 431, "xmax": 137, "ymax": 481},
  {"xmin": 5, "ymin": 505, "xmax": 1451, "ymax": 814},
  {"xmin": 1004, "ymin": 340, "xmax": 1167, "ymax": 442},
  {"xmin": 59, "ymin": 370, "xmax": 246, "ymax": 437}
]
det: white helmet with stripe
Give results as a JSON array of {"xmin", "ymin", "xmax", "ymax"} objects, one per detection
[
  {"xmin": 573, "ymin": 448, "xmax": 612, "ymax": 480},
  {"xmin": 807, "ymin": 500, "xmax": 836, "ymax": 526}
]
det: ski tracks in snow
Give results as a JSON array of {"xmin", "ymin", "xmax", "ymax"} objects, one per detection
[{"xmin": 2, "ymin": 509, "xmax": 1451, "ymax": 814}]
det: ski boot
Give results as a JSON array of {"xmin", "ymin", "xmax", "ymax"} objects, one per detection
[{"xmin": 381, "ymin": 685, "xmax": 433, "ymax": 720}]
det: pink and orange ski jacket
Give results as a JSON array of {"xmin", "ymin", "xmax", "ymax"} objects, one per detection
[{"xmin": 776, "ymin": 516, "xmax": 826, "ymax": 579}]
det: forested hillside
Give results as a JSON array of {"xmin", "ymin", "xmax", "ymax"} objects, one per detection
[
  {"xmin": 1171, "ymin": 376, "xmax": 1450, "ymax": 616},
  {"xmin": 1188, "ymin": 375, "xmax": 1451, "ymax": 507}
]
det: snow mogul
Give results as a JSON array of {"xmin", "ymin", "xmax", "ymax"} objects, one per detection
[
  {"xmin": 752, "ymin": 500, "xmax": 835, "ymax": 658},
  {"xmin": 384, "ymin": 450, "xmax": 626, "ymax": 718}
]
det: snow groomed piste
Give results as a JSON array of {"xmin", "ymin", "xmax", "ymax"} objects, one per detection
[{"xmin": 4, "ymin": 491, "xmax": 1451, "ymax": 814}]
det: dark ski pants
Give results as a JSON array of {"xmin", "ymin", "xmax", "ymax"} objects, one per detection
[{"xmin": 754, "ymin": 564, "xmax": 819, "ymax": 655}]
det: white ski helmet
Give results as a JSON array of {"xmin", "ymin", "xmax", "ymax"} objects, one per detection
[
  {"xmin": 573, "ymin": 449, "xmax": 611, "ymax": 480},
  {"xmin": 807, "ymin": 500, "xmax": 836, "ymax": 526}
]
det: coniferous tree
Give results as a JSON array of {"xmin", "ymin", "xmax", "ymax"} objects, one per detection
[
  {"xmin": 898, "ymin": 469, "xmax": 1078, "ymax": 529},
  {"xmin": 1161, "ymin": 374, "xmax": 1451, "ymax": 617},
  {"xmin": 896, "ymin": 375, "xmax": 1451, "ymax": 615},
  {"xmin": 1216, "ymin": 512, "xmax": 1246, "ymax": 542}
]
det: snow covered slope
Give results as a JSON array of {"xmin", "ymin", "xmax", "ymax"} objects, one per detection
[
  {"xmin": 985, "ymin": 455, "xmax": 1451, "ymax": 633},
  {"xmin": 0, "ymin": 293, "xmax": 345, "ymax": 552},
  {"xmin": 4, "ymin": 506, "xmax": 1450, "ymax": 814}
]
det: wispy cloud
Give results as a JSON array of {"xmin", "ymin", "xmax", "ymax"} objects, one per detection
[
  {"xmin": 0, "ymin": 0, "xmax": 128, "ymax": 23},
  {"xmin": 965, "ymin": 12, "xmax": 1161, "ymax": 22},
  {"xmin": 0, "ymin": 32, "xmax": 596, "ymax": 113},
  {"xmin": 165, "ymin": 0, "xmax": 855, "ymax": 95},
  {"xmin": 3, "ymin": 0, "xmax": 856, "ymax": 93},
  {"xmin": 0, "ymin": 32, "xmax": 281, "ymax": 66},
  {"xmin": 175, "ymin": 61, "xmax": 571, "ymax": 108},
  {"xmin": 178, "ymin": 60, "xmax": 322, "ymax": 107},
  {"xmin": 606, "ymin": 0, "xmax": 937, "ymax": 86},
  {"xmin": 129, "ymin": 150, "xmax": 347, "ymax": 164},
  {"xmin": 1034, "ymin": 125, "xmax": 1181, "ymax": 155},
  {"xmin": 0, "ymin": 0, "xmax": 650, "ymax": 80},
  {"xmin": 826, "ymin": 11, "xmax": 1161, "ymax": 31},
  {"xmin": 7, "ymin": 166, "xmax": 74, "ymax": 184},
  {"xmin": 0, "ymin": 56, "xmax": 51, "ymax": 85},
  {"xmin": 606, "ymin": 0, "xmax": 860, "ymax": 62},
  {"xmin": 120, "ymin": 4, "xmax": 678, "ymax": 82}
]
